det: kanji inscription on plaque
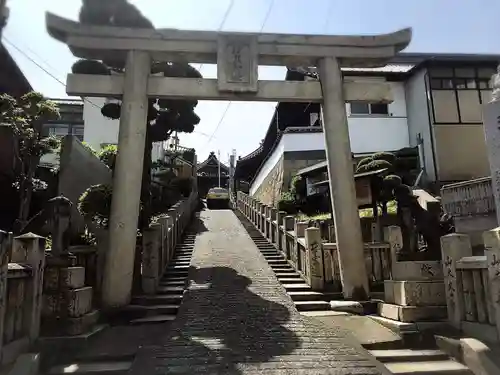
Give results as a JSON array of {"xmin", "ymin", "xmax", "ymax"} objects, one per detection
[{"xmin": 217, "ymin": 34, "xmax": 258, "ymax": 93}]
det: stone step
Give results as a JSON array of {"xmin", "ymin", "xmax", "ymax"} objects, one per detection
[
  {"xmin": 132, "ymin": 294, "xmax": 182, "ymax": 305},
  {"xmin": 370, "ymin": 349, "xmax": 449, "ymax": 363},
  {"xmin": 169, "ymin": 262, "xmax": 191, "ymax": 267},
  {"xmin": 272, "ymin": 268, "xmax": 296, "ymax": 274},
  {"xmin": 157, "ymin": 286, "xmax": 185, "ymax": 294},
  {"xmin": 48, "ymin": 361, "xmax": 132, "ymax": 375},
  {"xmin": 287, "ymin": 291, "xmax": 329, "ymax": 301},
  {"xmin": 163, "ymin": 270, "xmax": 188, "ymax": 277},
  {"xmin": 174, "ymin": 257, "xmax": 192, "ymax": 261},
  {"xmin": 130, "ymin": 315, "xmax": 176, "ymax": 324},
  {"xmin": 282, "ymin": 283, "xmax": 312, "ymax": 292},
  {"xmin": 275, "ymin": 272, "xmax": 301, "ymax": 278},
  {"xmin": 294, "ymin": 300, "xmax": 331, "ymax": 311},
  {"xmin": 263, "ymin": 255, "xmax": 285, "ymax": 260},
  {"xmin": 384, "ymin": 360, "xmax": 471, "ymax": 375},
  {"xmin": 277, "ymin": 277, "xmax": 305, "ymax": 284},
  {"xmin": 159, "ymin": 280, "xmax": 186, "ymax": 287},
  {"xmin": 267, "ymin": 260, "xmax": 288, "ymax": 266},
  {"xmin": 126, "ymin": 304, "xmax": 179, "ymax": 315},
  {"xmin": 160, "ymin": 276, "xmax": 187, "ymax": 282},
  {"xmin": 167, "ymin": 265, "xmax": 190, "ymax": 270}
]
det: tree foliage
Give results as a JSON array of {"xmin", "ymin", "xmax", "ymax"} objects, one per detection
[
  {"xmin": 0, "ymin": 93, "xmax": 61, "ymax": 230},
  {"xmin": 76, "ymin": 0, "xmax": 202, "ymax": 229}
]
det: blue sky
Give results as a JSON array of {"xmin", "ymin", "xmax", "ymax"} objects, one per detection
[{"xmin": 3, "ymin": 0, "xmax": 500, "ymax": 163}]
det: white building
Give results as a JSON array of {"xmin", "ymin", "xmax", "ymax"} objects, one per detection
[
  {"xmin": 235, "ymin": 53, "xmax": 499, "ymax": 205},
  {"xmin": 82, "ymin": 97, "xmax": 164, "ymax": 161}
]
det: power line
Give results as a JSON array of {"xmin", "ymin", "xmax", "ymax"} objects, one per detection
[
  {"xmin": 203, "ymin": 0, "xmax": 276, "ymax": 150},
  {"xmin": 3, "ymin": 36, "xmax": 103, "ymax": 110},
  {"xmin": 197, "ymin": 0, "xmax": 236, "ymax": 72}
]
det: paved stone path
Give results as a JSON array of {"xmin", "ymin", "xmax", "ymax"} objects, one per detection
[{"xmin": 131, "ymin": 209, "xmax": 386, "ymax": 375}]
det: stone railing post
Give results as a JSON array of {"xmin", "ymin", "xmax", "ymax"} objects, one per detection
[
  {"xmin": 264, "ymin": 205, "xmax": 270, "ymax": 240},
  {"xmin": 292, "ymin": 221, "xmax": 308, "ymax": 269},
  {"xmin": 250, "ymin": 198, "xmax": 257, "ymax": 225},
  {"xmin": 0, "ymin": 231, "xmax": 10, "ymax": 357},
  {"xmin": 12, "ymin": 233, "xmax": 46, "ymax": 343},
  {"xmin": 142, "ymin": 223, "xmax": 161, "ymax": 295},
  {"xmin": 483, "ymin": 227, "xmax": 500, "ymax": 339},
  {"xmin": 260, "ymin": 204, "xmax": 265, "ymax": 233},
  {"xmin": 276, "ymin": 211, "xmax": 286, "ymax": 251},
  {"xmin": 441, "ymin": 233, "xmax": 472, "ymax": 329},
  {"xmin": 158, "ymin": 217, "xmax": 168, "ymax": 273},
  {"xmin": 167, "ymin": 208, "xmax": 178, "ymax": 247},
  {"xmin": 166, "ymin": 215, "xmax": 175, "ymax": 264},
  {"xmin": 270, "ymin": 208, "xmax": 277, "ymax": 245},
  {"xmin": 282, "ymin": 216, "xmax": 295, "ymax": 259},
  {"xmin": 305, "ymin": 227, "xmax": 325, "ymax": 290}
]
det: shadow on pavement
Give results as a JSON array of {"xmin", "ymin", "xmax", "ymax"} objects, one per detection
[{"xmin": 133, "ymin": 265, "xmax": 300, "ymax": 374}]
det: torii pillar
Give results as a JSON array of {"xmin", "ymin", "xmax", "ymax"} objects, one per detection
[{"xmin": 46, "ymin": 12, "xmax": 411, "ymax": 306}]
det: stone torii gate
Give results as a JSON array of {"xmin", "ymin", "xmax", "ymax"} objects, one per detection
[{"xmin": 46, "ymin": 13, "xmax": 412, "ymax": 309}]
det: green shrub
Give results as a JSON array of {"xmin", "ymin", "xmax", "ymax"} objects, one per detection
[
  {"xmin": 98, "ymin": 144, "xmax": 118, "ymax": 169},
  {"xmin": 78, "ymin": 184, "xmax": 113, "ymax": 228},
  {"xmin": 277, "ymin": 191, "xmax": 298, "ymax": 214}
]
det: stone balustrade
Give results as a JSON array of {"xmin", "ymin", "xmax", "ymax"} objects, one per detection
[
  {"xmin": 236, "ymin": 192, "xmax": 392, "ymax": 295},
  {"xmin": 0, "ymin": 232, "xmax": 45, "ymax": 366},
  {"xmin": 140, "ymin": 190, "xmax": 198, "ymax": 295},
  {"xmin": 441, "ymin": 177, "xmax": 495, "ymax": 217},
  {"xmin": 441, "ymin": 229, "xmax": 500, "ymax": 343},
  {"xmin": 441, "ymin": 177, "xmax": 498, "ymax": 245}
]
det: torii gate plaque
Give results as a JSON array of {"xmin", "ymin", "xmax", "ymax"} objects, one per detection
[{"xmin": 46, "ymin": 13, "xmax": 411, "ymax": 308}]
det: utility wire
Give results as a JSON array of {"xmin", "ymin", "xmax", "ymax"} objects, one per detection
[
  {"xmin": 197, "ymin": 0, "xmax": 236, "ymax": 72},
  {"xmin": 203, "ymin": 0, "xmax": 275, "ymax": 150},
  {"xmin": 3, "ymin": 36, "xmax": 103, "ymax": 110}
]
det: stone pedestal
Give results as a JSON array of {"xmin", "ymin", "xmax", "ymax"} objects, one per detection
[
  {"xmin": 380, "ymin": 226, "xmax": 447, "ymax": 323},
  {"xmin": 41, "ymin": 255, "xmax": 98, "ymax": 336}
]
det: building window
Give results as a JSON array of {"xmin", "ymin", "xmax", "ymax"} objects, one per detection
[
  {"xmin": 350, "ymin": 102, "xmax": 389, "ymax": 116},
  {"xmin": 429, "ymin": 66, "xmax": 495, "ymax": 124}
]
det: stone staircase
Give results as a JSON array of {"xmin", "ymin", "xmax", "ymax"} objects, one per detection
[
  {"xmin": 124, "ymin": 233, "xmax": 196, "ymax": 324},
  {"xmin": 238, "ymin": 212, "xmax": 337, "ymax": 313},
  {"xmin": 44, "ymin": 232, "xmax": 197, "ymax": 375},
  {"xmin": 368, "ymin": 347, "xmax": 472, "ymax": 374}
]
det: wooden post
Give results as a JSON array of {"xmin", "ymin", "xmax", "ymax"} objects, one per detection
[
  {"xmin": 12, "ymin": 233, "xmax": 46, "ymax": 343},
  {"xmin": 103, "ymin": 50, "xmax": 151, "ymax": 309},
  {"xmin": 441, "ymin": 233, "xmax": 472, "ymax": 329},
  {"xmin": 305, "ymin": 227, "xmax": 325, "ymax": 290},
  {"xmin": 319, "ymin": 56, "xmax": 368, "ymax": 300},
  {"xmin": 483, "ymin": 228, "xmax": 500, "ymax": 340}
]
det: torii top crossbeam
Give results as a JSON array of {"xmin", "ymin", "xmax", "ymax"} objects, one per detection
[
  {"xmin": 46, "ymin": 13, "xmax": 412, "ymax": 103},
  {"xmin": 46, "ymin": 13, "xmax": 411, "ymax": 68}
]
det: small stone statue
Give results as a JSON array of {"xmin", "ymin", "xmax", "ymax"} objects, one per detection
[{"xmin": 491, "ymin": 64, "xmax": 500, "ymax": 102}]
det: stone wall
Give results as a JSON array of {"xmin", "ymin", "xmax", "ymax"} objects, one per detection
[
  {"xmin": 58, "ymin": 135, "xmax": 112, "ymax": 234},
  {"xmin": 252, "ymin": 150, "xmax": 326, "ymax": 206},
  {"xmin": 252, "ymin": 155, "xmax": 284, "ymax": 206}
]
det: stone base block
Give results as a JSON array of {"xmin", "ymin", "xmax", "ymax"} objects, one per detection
[
  {"xmin": 378, "ymin": 303, "xmax": 447, "ymax": 323},
  {"xmin": 330, "ymin": 301, "xmax": 363, "ymax": 314},
  {"xmin": 44, "ymin": 266, "xmax": 85, "ymax": 290},
  {"xmin": 42, "ymin": 286, "xmax": 93, "ymax": 318},
  {"xmin": 384, "ymin": 280, "xmax": 445, "ymax": 306},
  {"xmin": 42, "ymin": 310, "xmax": 99, "ymax": 337},
  {"xmin": 392, "ymin": 260, "xmax": 443, "ymax": 281}
]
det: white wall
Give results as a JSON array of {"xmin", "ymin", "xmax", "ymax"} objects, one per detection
[
  {"xmin": 250, "ymin": 80, "xmax": 411, "ymax": 195},
  {"xmin": 404, "ymin": 69, "xmax": 436, "ymax": 181},
  {"xmin": 83, "ymin": 97, "xmax": 164, "ymax": 161}
]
